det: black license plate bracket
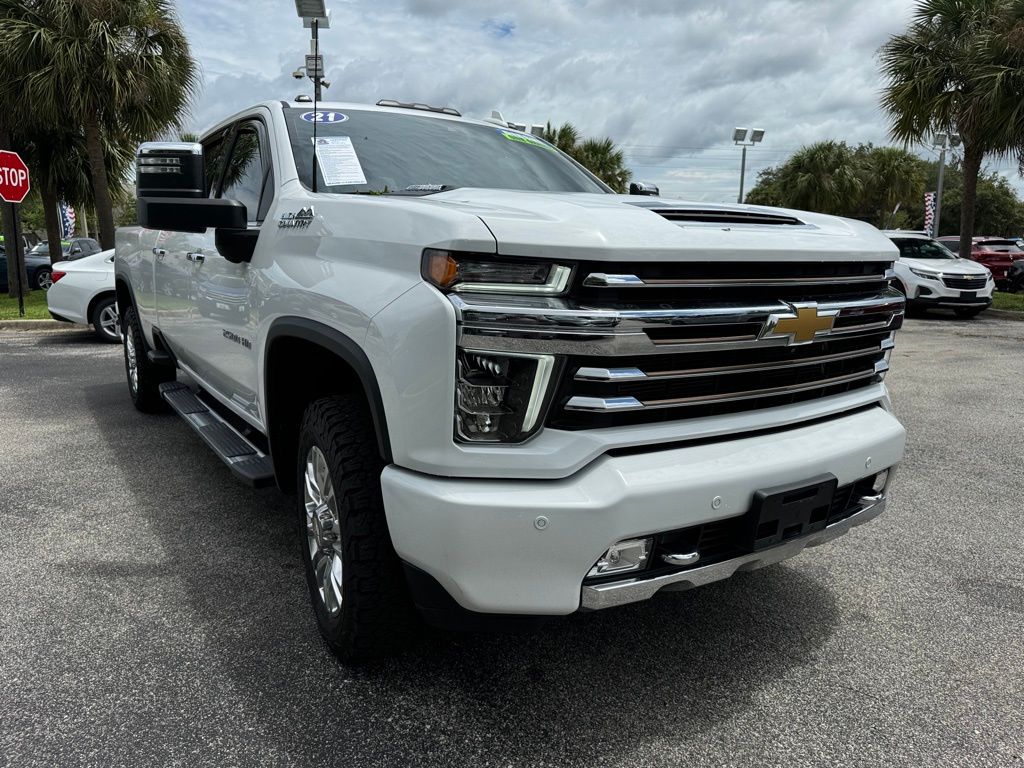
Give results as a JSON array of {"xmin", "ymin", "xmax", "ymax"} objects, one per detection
[
  {"xmin": 960, "ymin": 290, "xmax": 976, "ymax": 299},
  {"xmin": 744, "ymin": 474, "xmax": 838, "ymax": 551}
]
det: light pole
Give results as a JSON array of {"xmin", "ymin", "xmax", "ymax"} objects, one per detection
[
  {"xmin": 733, "ymin": 127, "xmax": 765, "ymax": 204},
  {"xmin": 931, "ymin": 132, "xmax": 961, "ymax": 237},
  {"xmin": 294, "ymin": 0, "xmax": 330, "ymax": 102}
]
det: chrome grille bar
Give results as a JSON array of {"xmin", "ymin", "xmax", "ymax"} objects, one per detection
[
  {"xmin": 574, "ymin": 341, "xmax": 891, "ymax": 382},
  {"xmin": 565, "ymin": 368, "xmax": 882, "ymax": 413},
  {"xmin": 583, "ymin": 273, "xmax": 887, "ymax": 289}
]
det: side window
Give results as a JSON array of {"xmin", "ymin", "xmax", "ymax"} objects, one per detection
[
  {"xmin": 220, "ymin": 126, "xmax": 265, "ymax": 224},
  {"xmin": 202, "ymin": 132, "xmax": 229, "ymax": 197}
]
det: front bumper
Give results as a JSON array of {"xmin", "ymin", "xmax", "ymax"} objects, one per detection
[
  {"xmin": 382, "ymin": 404, "xmax": 906, "ymax": 615},
  {"xmin": 910, "ymin": 281, "xmax": 993, "ymax": 308}
]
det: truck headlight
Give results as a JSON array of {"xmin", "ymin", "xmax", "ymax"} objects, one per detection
[
  {"xmin": 909, "ymin": 267, "xmax": 940, "ymax": 280},
  {"xmin": 423, "ymin": 249, "xmax": 572, "ymax": 295},
  {"xmin": 456, "ymin": 349, "xmax": 555, "ymax": 442}
]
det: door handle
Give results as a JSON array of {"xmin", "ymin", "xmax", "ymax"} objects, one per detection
[
  {"xmin": 152, "ymin": 247, "xmax": 166, "ymax": 259},
  {"xmin": 186, "ymin": 252, "xmax": 205, "ymax": 263}
]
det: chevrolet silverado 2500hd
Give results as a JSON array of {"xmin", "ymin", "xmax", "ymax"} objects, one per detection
[{"xmin": 115, "ymin": 100, "xmax": 906, "ymax": 662}]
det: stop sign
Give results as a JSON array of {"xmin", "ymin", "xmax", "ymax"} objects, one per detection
[{"xmin": 0, "ymin": 150, "xmax": 30, "ymax": 204}]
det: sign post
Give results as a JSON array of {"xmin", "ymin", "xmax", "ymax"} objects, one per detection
[{"xmin": 0, "ymin": 150, "xmax": 31, "ymax": 317}]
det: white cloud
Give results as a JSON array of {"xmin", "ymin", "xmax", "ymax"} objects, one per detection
[{"xmin": 176, "ymin": 0, "xmax": 1022, "ymax": 202}]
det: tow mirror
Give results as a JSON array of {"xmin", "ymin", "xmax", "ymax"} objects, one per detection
[
  {"xmin": 629, "ymin": 181, "xmax": 660, "ymax": 196},
  {"xmin": 136, "ymin": 142, "xmax": 245, "ymax": 234}
]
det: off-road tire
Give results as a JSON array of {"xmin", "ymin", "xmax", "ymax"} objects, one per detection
[
  {"xmin": 122, "ymin": 304, "xmax": 173, "ymax": 412},
  {"xmin": 296, "ymin": 394, "xmax": 417, "ymax": 663}
]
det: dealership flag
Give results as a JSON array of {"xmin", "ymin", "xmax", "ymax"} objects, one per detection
[
  {"xmin": 924, "ymin": 191, "xmax": 936, "ymax": 236},
  {"xmin": 59, "ymin": 201, "xmax": 76, "ymax": 238}
]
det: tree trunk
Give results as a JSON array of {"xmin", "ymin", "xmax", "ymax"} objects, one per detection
[
  {"xmin": 40, "ymin": 185, "xmax": 63, "ymax": 267},
  {"xmin": 84, "ymin": 114, "xmax": 116, "ymax": 249},
  {"xmin": 0, "ymin": 126, "xmax": 26, "ymax": 298},
  {"xmin": 958, "ymin": 144, "xmax": 984, "ymax": 261}
]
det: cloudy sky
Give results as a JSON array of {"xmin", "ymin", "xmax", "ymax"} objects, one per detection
[{"xmin": 175, "ymin": 0, "xmax": 1022, "ymax": 202}]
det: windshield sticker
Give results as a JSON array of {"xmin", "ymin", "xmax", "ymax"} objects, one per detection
[
  {"xmin": 300, "ymin": 111, "xmax": 348, "ymax": 124},
  {"xmin": 312, "ymin": 136, "xmax": 367, "ymax": 186},
  {"xmin": 498, "ymin": 129, "xmax": 555, "ymax": 151}
]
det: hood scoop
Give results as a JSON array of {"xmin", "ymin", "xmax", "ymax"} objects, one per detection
[{"xmin": 629, "ymin": 204, "xmax": 804, "ymax": 227}]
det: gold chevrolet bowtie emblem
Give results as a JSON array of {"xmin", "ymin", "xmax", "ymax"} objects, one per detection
[{"xmin": 763, "ymin": 305, "xmax": 837, "ymax": 344}]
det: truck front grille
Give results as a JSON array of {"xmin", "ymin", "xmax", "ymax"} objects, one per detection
[
  {"xmin": 550, "ymin": 331, "xmax": 893, "ymax": 429},
  {"xmin": 449, "ymin": 259, "xmax": 902, "ymax": 433}
]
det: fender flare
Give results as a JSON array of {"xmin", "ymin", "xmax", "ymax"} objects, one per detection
[{"xmin": 264, "ymin": 317, "xmax": 392, "ymax": 463}]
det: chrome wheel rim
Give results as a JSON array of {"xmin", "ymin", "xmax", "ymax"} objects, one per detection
[
  {"xmin": 38, "ymin": 272, "xmax": 52, "ymax": 290},
  {"xmin": 125, "ymin": 327, "xmax": 138, "ymax": 394},
  {"xmin": 303, "ymin": 446, "xmax": 343, "ymax": 616},
  {"xmin": 99, "ymin": 305, "xmax": 120, "ymax": 339}
]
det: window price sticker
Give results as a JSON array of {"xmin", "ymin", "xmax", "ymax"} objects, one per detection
[{"xmin": 312, "ymin": 136, "xmax": 367, "ymax": 186}]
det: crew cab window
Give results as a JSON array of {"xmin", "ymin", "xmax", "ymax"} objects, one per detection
[
  {"xmin": 283, "ymin": 108, "xmax": 609, "ymax": 195},
  {"xmin": 220, "ymin": 126, "xmax": 266, "ymax": 224}
]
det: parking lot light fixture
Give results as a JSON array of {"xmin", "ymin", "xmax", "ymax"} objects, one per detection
[{"xmin": 734, "ymin": 127, "xmax": 765, "ymax": 204}]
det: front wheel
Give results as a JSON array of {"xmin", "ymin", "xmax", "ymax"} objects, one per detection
[
  {"xmin": 296, "ymin": 395, "xmax": 416, "ymax": 663},
  {"xmin": 90, "ymin": 296, "xmax": 120, "ymax": 343},
  {"xmin": 122, "ymin": 304, "xmax": 174, "ymax": 412},
  {"xmin": 35, "ymin": 268, "xmax": 52, "ymax": 291}
]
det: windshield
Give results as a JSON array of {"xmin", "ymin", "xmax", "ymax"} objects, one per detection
[
  {"xmin": 891, "ymin": 238, "xmax": 956, "ymax": 260},
  {"xmin": 283, "ymin": 108, "xmax": 609, "ymax": 195}
]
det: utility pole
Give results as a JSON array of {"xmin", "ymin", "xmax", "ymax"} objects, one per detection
[
  {"xmin": 733, "ymin": 127, "xmax": 765, "ymax": 204},
  {"xmin": 931, "ymin": 132, "xmax": 961, "ymax": 237}
]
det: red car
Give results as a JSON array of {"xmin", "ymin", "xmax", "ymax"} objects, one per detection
[{"xmin": 937, "ymin": 236, "xmax": 1024, "ymax": 287}]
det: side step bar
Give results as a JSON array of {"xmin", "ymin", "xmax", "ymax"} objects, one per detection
[{"xmin": 159, "ymin": 382, "xmax": 275, "ymax": 488}]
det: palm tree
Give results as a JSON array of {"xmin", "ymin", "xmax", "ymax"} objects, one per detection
[
  {"xmin": 879, "ymin": 0, "xmax": 1024, "ymax": 259},
  {"xmin": 21, "ymin": 128, "xmax": 134, "ymax": 265},
  {"xmin": 541, "ymin": 121, "xmax": 630, "ymax": 192},
  {"xmin": 858, "ymin": 146, "xmax": 927, "ymax": 227},
  {"xmin": 776, "ymin": 141, "xmax": 863, "ymax": 215},
  {"xmin": 0, "ymin": 0, "xmax": 198, "ymax": 249}
]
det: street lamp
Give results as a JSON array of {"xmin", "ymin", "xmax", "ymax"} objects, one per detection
[
  {"xmin": 931, "ymin": 132, "xmax": 961, "ymax": 237},
  {"xmin": 734, "ymin": 127, "xmax": 765, "ymax": 203},
  {"xmin": 294, "ymin": 0, "xmax": 330, "ymax": 102}
]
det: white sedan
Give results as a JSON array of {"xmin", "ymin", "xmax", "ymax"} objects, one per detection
[{"xmin": 46, "ymin": 249, "xmax": 119, "ymax": 342}]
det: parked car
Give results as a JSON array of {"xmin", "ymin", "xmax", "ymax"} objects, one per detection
[
  {"xmin": 28, "ymin": 237, "xmax": 103, "ymax": 265},
  {"xmin": 0, "ymin": 243, "xmax": 58, "ymax": 291},
  {"xmin": 883, "ymin": 231, "xmax": 993, "ymax": 318},
  {"xmin": 46, "ymin": 249, "xmax": 119, "ymax": 342},
  {"xmin": 1007, "ymin": 258, "xmax": 1024, "ymax": 293},
  {"xmin": 936, "ymin": 236, "xmax": 1024, "ymax": 288}
]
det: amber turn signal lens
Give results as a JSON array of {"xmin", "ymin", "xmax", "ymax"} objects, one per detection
[{"xmin": 424, "ymin": 249, "xmax": 459, "ymax": 288}]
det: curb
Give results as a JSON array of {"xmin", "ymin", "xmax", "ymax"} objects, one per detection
[{"xmin": 0, "ymin": 319, "xmax": 87, "ymax": 331}]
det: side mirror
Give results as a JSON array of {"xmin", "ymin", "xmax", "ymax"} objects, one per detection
[
  {"xmin": 136, "ymin": 142, "xmax": 246, "ymax": 234},
  {"xmin": 629, "ymin": 181, "xmax": 660, "ymax": 196}
]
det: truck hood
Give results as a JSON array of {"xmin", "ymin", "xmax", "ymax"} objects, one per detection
[
  {"xmin": 416, "ymin": 188, "xmax": 897, "ymax": 263},
  {"xmin": 900, "ymin": 256, "xmax": 990, "ymax": 276}
]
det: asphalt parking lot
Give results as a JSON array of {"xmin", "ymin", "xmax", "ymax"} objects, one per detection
[{"xmin": 1, "ymin": 316, "xmax": 1022, "ymax": 768}]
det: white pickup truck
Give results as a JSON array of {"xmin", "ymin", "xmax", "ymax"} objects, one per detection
[{"xmin": 115, "ymin": 99, "xmax": 906, "ymax": 662}]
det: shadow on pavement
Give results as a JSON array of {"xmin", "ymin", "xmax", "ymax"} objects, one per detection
[{"xmin": 81, "ymin": 377, "xmax": 841, "ymax": 765}]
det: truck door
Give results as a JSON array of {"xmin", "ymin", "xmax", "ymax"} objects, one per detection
[{"xmin": 161, "ymin": 119, "xmax": 272, "ymax": 426}]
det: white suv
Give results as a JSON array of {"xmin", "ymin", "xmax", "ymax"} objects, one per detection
[{"xmin": 882, "ymin": 230, "xmax": 993, "ymax": 318}]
